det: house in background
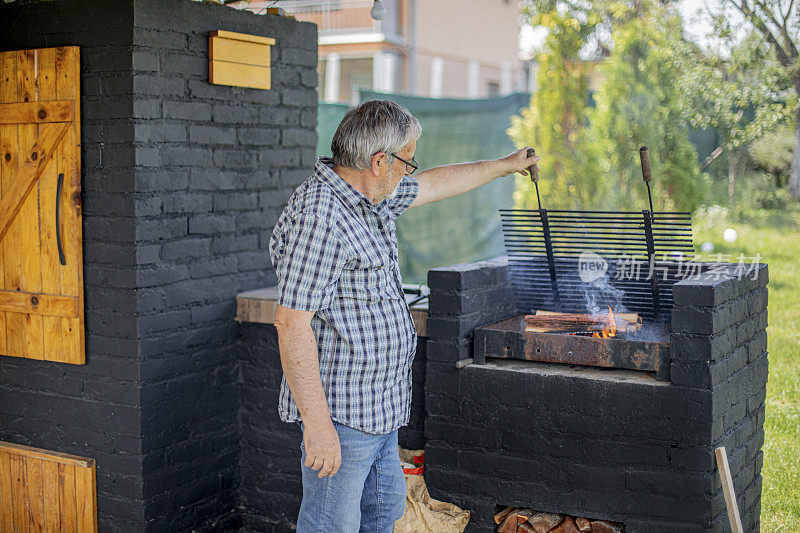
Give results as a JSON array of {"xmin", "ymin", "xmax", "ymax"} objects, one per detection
[{"xmin": 231, "ymin": 0, "xmax": 527, "ymax": 102}]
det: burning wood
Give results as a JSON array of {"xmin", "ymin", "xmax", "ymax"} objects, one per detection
[
  {"xmin": 493, "ymin": 507, "xmax": 624, "ymax": 532},
  {"xmin": 523, "ymin": 309, "xmax": 642, "ymax": 337}
]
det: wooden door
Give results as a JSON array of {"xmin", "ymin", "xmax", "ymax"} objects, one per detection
[
  {"xmin": 0, "ymin": 47, "xmax": 84, "ymax": 364},
  {"xmin": 0, "ymin": 440, "xmax": 97, "ymax": 532}
]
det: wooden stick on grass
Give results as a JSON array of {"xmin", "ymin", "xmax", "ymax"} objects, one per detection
[{"xmin": 715, "ymin": 446, "xmax": 744, "ymax": 533}]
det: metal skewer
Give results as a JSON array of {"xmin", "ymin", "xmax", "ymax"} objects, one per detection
[
  {"xmin": 526, "ymin": 148, "xmax": 541, "ymax": 210},
  {"xmin": 639, "ymin": 146, "xmax": 654, "ymax": 216},
  {"xmin": 525, "ymin": 148, "xmax": 560, "ymax": 311},
  {"xmin": 639, "ymin": 146, "xmax": 661, "ymax": 321}
]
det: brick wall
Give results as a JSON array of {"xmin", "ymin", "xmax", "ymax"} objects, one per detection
[
  {"xmin": 129, "ymin": 1, "xmax": 317, "ymax": 530},
  {"xmin": 0, "ymin": 1, "xmax": 318, "ymax": 531},
  {"xmin": 423, "ymin": 257, "xmax": 768, "ymax": 533}
]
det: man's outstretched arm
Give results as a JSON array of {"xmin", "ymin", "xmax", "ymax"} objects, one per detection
[
  {"xmin": 274, "ymin": 304, "xmax": 341, "ymax": 478},
  {"xmin": 409, "ymin": 147, "xmax": 541, "ymax": 209}
]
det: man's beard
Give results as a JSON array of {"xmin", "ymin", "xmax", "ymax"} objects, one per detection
[
  {"xmin": 386, "ymin": 182, "xmax": 400, "ymax": 199},
  {"xmin": 384, "ymin": 160, "xmax": 401, "ymax": 200}
]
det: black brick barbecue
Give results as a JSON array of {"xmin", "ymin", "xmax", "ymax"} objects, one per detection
[
  {"xmin": 418, "ymin": 149, "xmax": 768, "ymax": 531},
  {"xmin": 423, "ymin": 256, "xmax": 768, "ymax": 532}
]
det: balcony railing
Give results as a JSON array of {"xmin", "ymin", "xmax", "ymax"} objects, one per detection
[{"xmin": 279, "ymin": 0, "xmax": 400, "ymax": 38}]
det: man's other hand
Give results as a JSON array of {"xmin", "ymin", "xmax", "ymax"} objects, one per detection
[
  {"xmin": 501, "ymin": 147, "xmax": 542, "ymax": 177},
  {"xmin": 303, "ymin": 420, "xmax": 342, "ymax": 478}
]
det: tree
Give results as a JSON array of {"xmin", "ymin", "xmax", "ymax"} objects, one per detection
[
  {"xmin": 512, "ymin": 0, "xmax": 706, "ymax": 211},
  {"xmin": 508, "ymin": 10, "xmax": 605, "ymax": 210},
  {"xmin": 676, "ymin": 10, "xmax": 796, "ymax": 206},
  {"xmin": 715, "ymin": 0, "xmax": 800, "ymax": 199},
  {"xmin": 588, "ymin": 3, "xmax": 707, "ymax": 212}
]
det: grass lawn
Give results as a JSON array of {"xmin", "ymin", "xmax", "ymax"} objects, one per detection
[{"xmin": 693, "ymin": 204, "xmax": 800, "ymax": 531}]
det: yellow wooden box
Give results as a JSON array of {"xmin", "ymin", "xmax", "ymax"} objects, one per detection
[{"xmin": 209, "ymin": 30, "xmax": 276, "ymax": 90}]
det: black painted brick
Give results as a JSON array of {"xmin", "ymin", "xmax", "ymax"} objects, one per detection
[
  {"xmin": 163, "ymin": 100, "xmax": 211, "ymax": 121},
  {"xmin": 134, "ymin": 98, "xmax": 161, "ymax": 118},
  {"xmin": 238, "ymin": 127, "xmax": 281, "ymax": 146},
  {"xmin": 189, "ymin": 124, "xmax": 236, "ymax": 145},
  {"xmin": 212, "ymin": 104, "xmax": 259, "ymax": 124},
  {"xmin": 213, "ymin": 148, "xmax": 259, "ymax": 169},
  {"xmin": 673, "ymin": 271, "xmax": 738, "ymax": 306},
  {"xmin": 425, "ymin": 337, "xmax": 472, "ymax": 362},
  {"xmin": 428, "ymin": 288, "xmax": 484, "ymax": 315},
  {"xmin": 135, "ymin": 123, "xmax": 188, "ymax": 143},
  {"xmin": 670, "ymin": 328, "xmax": 735, "ymax": 362},
  {"xmin": 671, "ymin": 302, "xmax": 737, "ymax": 335}
]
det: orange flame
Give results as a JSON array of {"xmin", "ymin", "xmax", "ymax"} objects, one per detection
[{"xmin": 592, "ymin": 306, "xmax": 617, "ymax": 338}]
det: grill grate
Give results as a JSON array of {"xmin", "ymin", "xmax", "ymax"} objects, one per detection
[{"xmin": 500, "ymin": 208, "xmax": 695, "ymax": 322}]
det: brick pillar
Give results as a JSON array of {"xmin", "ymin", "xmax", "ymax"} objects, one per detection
[
  {"xmin": 425, "ymin": 257, "xmax": 516, "ymax": 419},
  {"xmin": 424, "ymin": 257, "xmax": 517, "ymax": 529},
  {"xmin": 671, "ymin": 264, "xmax": 769, "ymax": 532}
]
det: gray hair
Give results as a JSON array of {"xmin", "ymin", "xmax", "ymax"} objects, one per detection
[{"xmin": 331, "ymin": 100, "xmax": 422, "ymax": 170}]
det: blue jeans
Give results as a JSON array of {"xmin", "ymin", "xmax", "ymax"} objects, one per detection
[{"xmin": 297, "ymin": 421, "xmax": 407, "ymax": 532}]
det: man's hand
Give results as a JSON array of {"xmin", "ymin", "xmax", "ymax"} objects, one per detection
[
  {"xmin": 303, "ymin": 420, "xmax": 342, "ymax": 478},
  {"xmin": 500, "ymin": 147, "xmax": 542, "ymax": 177},
  {"xmin": 410, "ymin": 148, "xmax": 543, "ymax": 208}
]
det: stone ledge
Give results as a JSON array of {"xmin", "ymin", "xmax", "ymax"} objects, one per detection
[{"xmin": 235, "ymin": 285, "xmax": 428, "ymax": 336}]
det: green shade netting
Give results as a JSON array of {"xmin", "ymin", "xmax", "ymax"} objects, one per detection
[{"xmin": 317, "ymin": 90, "xmax": 531, "ymax": 284}]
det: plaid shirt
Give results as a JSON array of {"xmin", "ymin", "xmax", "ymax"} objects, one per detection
[{"xmin": 268, "ymin": 156, "xmax": 419, "ymax": 434}]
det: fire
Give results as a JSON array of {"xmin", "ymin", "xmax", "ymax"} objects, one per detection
[{"xmin": 592, "ymin": 306, "xmax": 617, "ymax": 338}]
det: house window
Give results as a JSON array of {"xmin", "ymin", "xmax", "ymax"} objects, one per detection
[
  {"xmin": 340, "ymin": 57, "xmax": 373, "ymax": 102},
  {"xmin": 487, "ymin": 81, "xmax": 500, "ymax": 96}
]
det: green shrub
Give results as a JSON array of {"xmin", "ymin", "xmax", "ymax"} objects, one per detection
[{"xmin": 748, "ymin": 124, "xmax": 795, "ymax": 187}]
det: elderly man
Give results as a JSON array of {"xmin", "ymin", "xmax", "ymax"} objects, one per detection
[{"xmin": 269, "ymin": 100, "xmax": 540, "ymax": 532}]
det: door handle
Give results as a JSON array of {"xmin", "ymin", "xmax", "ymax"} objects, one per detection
[{"xmin": 56, "ymin": 172, "xmax": 65, "ymax": 265}]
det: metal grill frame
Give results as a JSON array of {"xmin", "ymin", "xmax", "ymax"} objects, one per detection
[{"xmin": 501, "ymin": 208, "xmax": 695, "ymax": 322}]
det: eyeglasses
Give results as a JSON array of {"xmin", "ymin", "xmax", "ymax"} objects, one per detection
[{"xmin": 390, "ymin": 153, "xmax": 419, "ymax": 175}]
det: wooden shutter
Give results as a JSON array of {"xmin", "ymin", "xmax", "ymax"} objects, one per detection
[
  {"xmin": 0, "ymin": 440, "xmax": 97, "ymax": 532},
  {"xmin": 0, "ymin": 47, "xmax": 85, "ymax": 364}
]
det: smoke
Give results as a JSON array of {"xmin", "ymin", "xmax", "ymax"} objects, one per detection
[
  {"xmin": 635, "ymin": 321, "xmax": 670, "ymax": 343},
  {"xmin": 582, "ymin": 273, "xmax": 670, "ymax": 342},
  {"xmin": 582, "ymin": 274, "xmax": 627, "ymax": 317}
]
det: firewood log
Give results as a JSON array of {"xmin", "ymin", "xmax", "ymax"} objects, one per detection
[
  {"xmin": 534, "ymin": 310, "xmax": 641, "ymax": 323},
  {"xmin": 527, "ymin": 512, "xmax": 563, "ymax": 533},
  {"xmin": 574, "ymin": 516, "xmax": 592, "ymax": 532},
  {"xmin": 515, "ymin": 508, "xmax": 534, "ymax": 524},
  {"xmin": 625, "ymin": 323, "xmax": 642, "ymax": 334},
  {"xmin": 518, "ymin": 522, "xmax": 536, "ymax": 533},
  {"xmin": 499, "ymin": 511, "xmax": 519, "ymax": 533},
  {"xmin": 589, "ymin": 520, "xmax": 623, "ymax": 533},
  {"xmin": 524, "ymin": 322, "xmax": 629, "ymax": 335},
  {"xmin": 550, "ymin": 516, "xmax": 580, "ymax": 533},
  {"xmin": 494, "ymin": 506, "xmax": 515, "ymax": 525},
  {"xmin": 524, "ymin": 324, "xmax": 628, "ymax": 334},
  {"xmin": 524, "ymin": 314, "xmax": 629, "ymax": 333}
]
